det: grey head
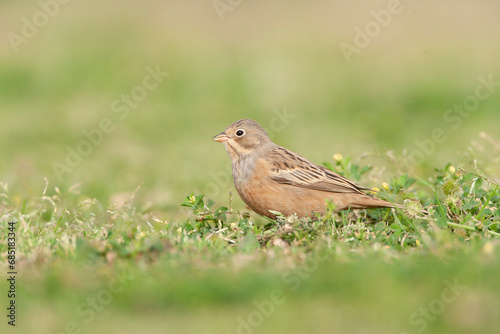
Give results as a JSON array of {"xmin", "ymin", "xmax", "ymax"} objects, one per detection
[{"xmin": 212, "ymin": 119, "xmax": 273, "ymax": 162}]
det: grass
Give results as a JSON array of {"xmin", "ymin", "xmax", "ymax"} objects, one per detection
[
  {"xmin": 1, "ymin": 151, "xmax": 500, "ymax": 333},
  {"xmin": 1, "ymin": 1, "xmax": 500, "ymax": 333}
]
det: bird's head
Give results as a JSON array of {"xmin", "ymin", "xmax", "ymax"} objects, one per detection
[{"xmin": 212, "ymin": 119, "xmax": 272, "ymax": 161}]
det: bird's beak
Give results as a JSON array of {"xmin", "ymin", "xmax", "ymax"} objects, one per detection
[{"xmin": 212, "ymin": 132, "xmax": 229, "ymax": 143}]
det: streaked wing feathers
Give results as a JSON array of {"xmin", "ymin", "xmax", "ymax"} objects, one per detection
[{"xmin": 267, "ymin": 146, "xmax": 368, "ymax": 194}]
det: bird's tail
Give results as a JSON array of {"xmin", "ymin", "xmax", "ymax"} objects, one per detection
[{"xmin": 350, "ymin": 195, "xmax": 400, "ymax": 210}]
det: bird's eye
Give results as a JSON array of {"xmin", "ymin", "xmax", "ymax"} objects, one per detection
[{"xmin": 236, "ymin": 129, "xmax": 245, "ymax": 137}]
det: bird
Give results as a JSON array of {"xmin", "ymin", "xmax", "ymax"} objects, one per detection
[{"xmin": 212, "ymin": 119, "xmax": 396, "ymax": 219}]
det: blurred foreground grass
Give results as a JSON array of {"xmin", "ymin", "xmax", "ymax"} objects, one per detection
[
  {"xmin": 2, "ymin": 153, "xmax": 500, "ymax": 333},
  {"xmin": 1, "ymin": 1, "xmax": 500, "ymax": 333}
]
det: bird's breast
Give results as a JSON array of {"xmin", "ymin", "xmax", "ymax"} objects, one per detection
[{"xmin": 232, "ymin": 155, "xmax": 257, "ymax": 186}]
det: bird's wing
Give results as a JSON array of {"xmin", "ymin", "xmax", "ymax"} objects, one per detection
[{"xmin": 266, "ymin": 146, "xmax": 369, "ymax": 194}]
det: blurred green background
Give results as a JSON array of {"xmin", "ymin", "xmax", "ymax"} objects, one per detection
[
  {"xmin": 1, "ymin": 1, "xmax": 500, "ymax": 333},
  {"xmin": 2, "ymin": 0, "xmax": 499, "ymax": 213}
]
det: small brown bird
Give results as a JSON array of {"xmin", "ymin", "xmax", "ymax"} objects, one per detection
[{"xmin": 213, "ymin": 119, "xmax": 395, "ymax": 219}]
